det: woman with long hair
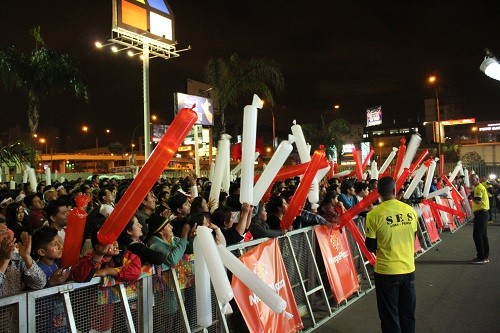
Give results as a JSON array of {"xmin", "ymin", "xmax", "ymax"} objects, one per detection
[{"xmin": 5, "ymin": 202, "xmax": 30, "ymax": 240}]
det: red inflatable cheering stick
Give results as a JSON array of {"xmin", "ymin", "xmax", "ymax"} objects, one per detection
[
  {"xmin": 280, "ymin": 149, "xmax": 325, "ymax": 229},
  {"xmin": 98, "ymin": 106, "xmax": 198, "ymax": 245},
  {"xmin": 393, "ymin": 138, "xmax": 406, "ymax": 178},
  {"xmin": 352, "ymin": 146, "xmax": 363, "ymax": 181},
  {"xmin": 60, "ymin": 193, "xmax": 91, "ymax": 268}
]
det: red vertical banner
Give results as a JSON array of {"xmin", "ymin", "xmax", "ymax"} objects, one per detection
[
  {"xmin": 315, "ymin": 226, "xmax": 359, "ymax": 304},
  {"xmin": 419, "ymin": 203, "xmax": 440, "ymax": 243},
  {"xmin": 232, "ymin": 239, "xmax": 303, "ymax": 333}
]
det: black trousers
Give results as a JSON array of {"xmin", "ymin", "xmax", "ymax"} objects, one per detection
[
  {"xmin": 473, "ymin": 209, "xmax": 489, "ymax": 260},
  {"xmin": 375, "ymin": 272, "xmax": 416, "ymax": 333}
]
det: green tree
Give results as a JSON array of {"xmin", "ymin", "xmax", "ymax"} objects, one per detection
[
  {"xmin": 204, "ymin": 53, "xmax": 284, "ymax": 133},
  {"xmin": 0, "ymin": 142, "xmax": 36, "ymax": 167},
  {"xmin": 301, "ymin": 119, "xmax": 351, "ymax": 162},
  {"xmin": 461, "ymin": 151, "xmax": 485, "ymax": 169},
  {"xmin": 0, "ymin": 26, "xmax": 89, "ymax": 136}
]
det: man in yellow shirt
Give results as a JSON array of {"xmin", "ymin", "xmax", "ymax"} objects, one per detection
[
  {"xmin": 470, "ymin": 174, "xmax": 490, "ymax": 264},
  {"xmin": 365, "ymin": 176, "xmax": 418, "ymax": 333}
]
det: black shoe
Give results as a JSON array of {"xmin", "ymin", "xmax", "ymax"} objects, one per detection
[{"xmin": 470, "ymin": 258, "xmax": 488, "ymax": 264}]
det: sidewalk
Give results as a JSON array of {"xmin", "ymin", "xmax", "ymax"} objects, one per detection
[{"xmin": 314, "ymin": 218, "xmax": 500, "ymax": 333}]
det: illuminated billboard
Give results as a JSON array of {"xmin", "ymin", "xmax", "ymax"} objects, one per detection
[
  {"xmin": 366, "ymin": 105, "xmax": 382, "ymax": 127},
  {"xmin": 113, "ymin": 0, "xmax": 175, "ymax": 43},
  {"xmin": 151, "ymin": 124, "xmax": 169, "ymax": 142},
  {"xmin": 440, "ymin": 118, "xmax": 476, "ymax": 126},
  {"xmin": 175, "ymin": 93, "xmax": 214, "ymax": 126}
]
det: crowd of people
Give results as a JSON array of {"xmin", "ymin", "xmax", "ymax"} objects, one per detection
[{"xmin": 0, "ymin": 168, "xmax": 497, "ymax": 332}]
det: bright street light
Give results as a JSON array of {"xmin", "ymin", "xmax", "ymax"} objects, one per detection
[
  {"xmin": 39, "ymin": 138, "xmax": 48, "ymax": 154},
  {"xmin": 480, "ymin": 49, "xmax": 500, "ymax": 81},
  {"xmin": 378, "ymin": 141, "xmax": 384, "ymax": 159}
]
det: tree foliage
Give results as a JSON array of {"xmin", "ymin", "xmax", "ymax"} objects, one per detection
[
  {"xmin": 301, "ymin": 119, "xmax": 351, "ymax": 161},
  {"xmin": 0, "ymin": 142, "xmax": 36, "ymax": 167},
  {"xmin": 0, "ymin": 26, "xmax": 89, "ymax": 135},
  {"xmin": 204, "ymin": 53, "xmax": 284, "ymax": 133},
  {"xmin": 461, "ymin": 151, "xmax": 485, "ymax": 168}
]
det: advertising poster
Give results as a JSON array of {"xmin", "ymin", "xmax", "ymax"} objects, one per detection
[
  {"xmin": 314, "ymin": 225, "xmax": 359, "ymax": 304},
  {"xmin": 232, "ymin": 239, "xmax": 303, "ymax": 333}
]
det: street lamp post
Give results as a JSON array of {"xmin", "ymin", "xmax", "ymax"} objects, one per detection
[
  {"xmin": 131, "ymin": 123, "xmax": 143, "ymax": 166},
  {"xmin": 428, "ymin": 76, "xmax": 441, "ymax": 157},
  {"xmin": 270, "ymin": 105, "xmax": 276, "ymax": 151},
  {"xmin": 321, "ymin": 104, "xmax": 340, "ymax": 130},
  {"xmin": 39, "ymin": 138, "xmax": 48, "ymax": 155},
  {"xmin": 81, "ymin": 125, "xmax": 99, "ymax": 151}
]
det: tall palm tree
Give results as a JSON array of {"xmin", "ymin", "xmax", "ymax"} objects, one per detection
[
  {"xmin": 0, "ymin": 26, "xmax": 89, "ymax": 136},
  {"xmin": 0, "ymin": 142, "xmax": 36, "ymax": 168},
  {"xmin": 204, "ymin": 53, "xmax": 284, "ymax": 133}
]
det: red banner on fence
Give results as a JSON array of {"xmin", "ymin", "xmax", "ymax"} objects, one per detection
[
  {"xmin": 315, "ymin": 225, "xmax": 359, "ymax": 304},
  {"xmin": 231, "ymin": 238, "xmax": 303, "ymax": 333},
  {"xmin": 419, "ymin": 203, "xmax": 440, "ymax": 243}
]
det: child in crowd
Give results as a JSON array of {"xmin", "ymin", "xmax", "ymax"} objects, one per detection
[
  {"xmin": 73, "ymin": 228, "xmax": 142, "ymax": 282},
  {"xmin": 32, "ymin": 226, "xmax": 71, "ymax": 332},
  {"xmin": 33, "ymin": 226, "xmax": 71, "ymax": 286},
  {"xmin": 73, "ymin": 227, "xmax": 142, "ymax": 333}
]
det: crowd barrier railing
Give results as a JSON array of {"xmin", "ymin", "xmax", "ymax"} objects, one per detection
[{"xmin": 0, "ymin": 200, "xmax": 473, "ymax": 333}]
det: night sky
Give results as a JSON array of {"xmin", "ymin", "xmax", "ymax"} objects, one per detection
[{"xmin": 1, "ymin": 1, "xmax": 500, "ymax": 149}]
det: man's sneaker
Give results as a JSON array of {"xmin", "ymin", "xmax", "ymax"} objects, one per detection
[
  {"xmin": 470, "ymin": 258, "xmax": 490, "ymax": 265},
  {"xmin": 470, "ymin": 258, "xmax": 488, "ymax": 264}
]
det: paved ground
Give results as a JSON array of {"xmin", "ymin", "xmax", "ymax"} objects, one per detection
[{"xmin": 315, "ymin": 212, "xmax": 500, "ymax": 333}]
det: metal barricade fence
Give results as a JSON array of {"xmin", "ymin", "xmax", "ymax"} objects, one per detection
[{"xmin": 1, "ymin": 226, "xmax": 376, "ymax": 333}]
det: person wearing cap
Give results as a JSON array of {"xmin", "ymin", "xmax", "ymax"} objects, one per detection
[
  {"xmin": 146, "ymin": 215, "xmax": 192, "ymax": 269},
  {"xmin": 56, "ymin": 185, "xmax": 67, "ymax": 197},
  {"xmin": 146, "ymin": 214, "xmax": 193, "ymax": 331},
  {"xmin": 43, "ymin": 187, "xmax": 58, "ymax": 204}
]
